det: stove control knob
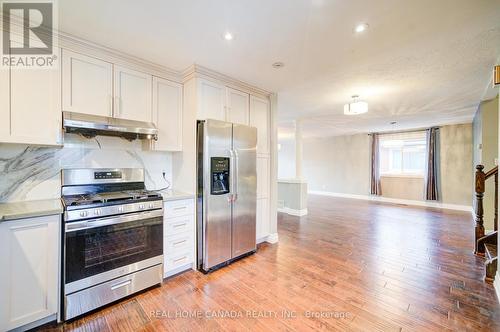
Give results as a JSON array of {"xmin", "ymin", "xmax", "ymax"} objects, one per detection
[
  {"xmin": 138, "ymin": 204, "xmax": 145, "ymax": 210},
  {"xmin": 149, "ymin": 203, "xmax": 154, "ymax": 209},
  {"xmin": 79, "ymin": 211, "xmax": 88, "ymax": 218},
  {"xmin": 94, "ymin": 209, "xmax": 101, "ymax": 216},
  {"xmin": 117, "ymin": 206, "xmax": 124, "ymax": 213}
]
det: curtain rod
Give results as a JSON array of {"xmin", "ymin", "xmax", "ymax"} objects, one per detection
[{"xmin": 368, "ymin": 126, "xmax": 440, "ymax": 136}]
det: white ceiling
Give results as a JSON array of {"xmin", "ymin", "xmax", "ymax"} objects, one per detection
[{"xmin": 59, "ymin": 0, "xmax": 500, "ymax": 137}]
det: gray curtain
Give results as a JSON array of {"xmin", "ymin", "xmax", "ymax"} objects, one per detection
[
  {"xmin": 370, "ymin": 133, "xmax": 381, "ymax": 195},
  {"xmin": 425, "ymin": 127, "xmax": 439, "ymax": 200}
]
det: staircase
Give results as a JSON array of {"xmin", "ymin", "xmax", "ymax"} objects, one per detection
[{"xmin": 474, "ymin": 165, "xmax": 498, "ymax": 283}]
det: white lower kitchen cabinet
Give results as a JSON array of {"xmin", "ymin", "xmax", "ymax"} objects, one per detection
[
  {"xmin": 256, "ymin": 198, "xmax": 270, "ymax": 241},
  {"xmin": 163, "ymin": 199, "xmax": 196, "ymax": 278},
  {"xmin": 0, "ymin": 215, "xmax": 60, "ymax": 331}
]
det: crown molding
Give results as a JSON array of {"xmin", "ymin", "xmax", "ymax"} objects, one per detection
[
  {"xmin": 57, "ymin": 32, "xmax": 183, "ymax": 83},
  {"xmin": 182, "ymin": 64, "xmax": 272, "ymax": 98}
]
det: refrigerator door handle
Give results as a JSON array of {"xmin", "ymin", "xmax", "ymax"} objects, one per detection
[
  {"xmin": 233, "ymin": 149, "xmax": 239, "ymax": 201},
  {"xmin": 228, "ymin": 149, "xmax": 235, "ymax": 202}
]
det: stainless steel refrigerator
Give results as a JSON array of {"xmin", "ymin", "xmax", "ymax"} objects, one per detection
[{"xmin": 197, "ymin": 119, "xmax": 257, "ymax": 272}]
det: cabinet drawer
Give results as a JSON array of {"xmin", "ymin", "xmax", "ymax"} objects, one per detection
[
  {"xmin": 164, "ymin": 199, "xmax": 194, "ymax": 218},
  {"xmin": 164, "ymin": 215, "xmax": 194, "ymax": 236},
  {"xmin": 164, "ymin": 232, "xmax": 193, "ymax": 257},
  {"xmin": 164, "ymin": 251, "xmax": 193, "ymax": 271}
]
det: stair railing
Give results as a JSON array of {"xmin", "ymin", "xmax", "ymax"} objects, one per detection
[{"xmin": 475, "ymin": 164, "xmax": 498, "ymax": 255}]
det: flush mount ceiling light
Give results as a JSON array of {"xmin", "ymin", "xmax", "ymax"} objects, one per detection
[
  {"xmin": 223, "ymin": 32, "xmax": 233, "ymax": 40},
  {"xmin": 343, "ymin": 95, "xmax": 368, "ymax": 115},
  {"xmin": 272, "ymin": 62, "xmax": 284, "ymax": 68},
  {"xmin": 354, "ymin": 23, "xmax": 369, "ymax": 33}
]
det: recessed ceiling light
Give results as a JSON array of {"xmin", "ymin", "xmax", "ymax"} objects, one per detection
[
  {"xmin": 223, "ymin": 32, "xmax": 233, "ymax": 41},
  {"xmin": 390, "ymin": 121, "xmax": 397, "ymax": 125},
  {"xmin": 272, "ymin": 62, "xmax": 284, "ymax": 69},
  {"xmin": 354, "ymin": 23, "xmax": 369, "ymax": 33}
]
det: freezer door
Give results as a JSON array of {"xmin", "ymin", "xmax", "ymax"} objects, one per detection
[
  {"xmin": 231, "ymin": 123, "xmax": 257, "ymax": 258},
  {"xmin": 202, "ymin": 119, "xmax": 233, "ymax": 270}
]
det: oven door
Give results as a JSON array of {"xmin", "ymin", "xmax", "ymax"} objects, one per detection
[{"xmin": 64, "ymin": 209, "xmax": 163, "ymax": 293}]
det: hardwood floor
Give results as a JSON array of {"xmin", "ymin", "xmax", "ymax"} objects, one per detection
[{"xmin": 39, "ymin": 195, "xmax": 500, "ymax": 331}]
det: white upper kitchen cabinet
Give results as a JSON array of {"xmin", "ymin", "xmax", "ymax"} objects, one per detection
[
  {"xmin": 62, "ymin": 49, "xmax": 113, "ymax": 117},
  {"xmin": 249, "ymin": 95, "xmax": 270, "ymax": 155},
  {"xmin": 1, "ymin": 42, "xmax": 61, "ymax": 146},
  {"xmin": 9, "ymin": 49, "xmax": 61, "ymax": 145},
  {"xmin": 226, "ymin": 88, "xmax": 249, "ymax": 125},
  {"xmin": 198, "ymin": 79, "xmax": 226, "ymax": 121},
  {"xmin": 0, "ymin": 215, "xmax": 60, "ymax": 331},
  {"xmin": 152, "ymin": 77, "xmax": 183, "ymax": 151},
  {"xmin": 114, "ymin": 66, "xmax": 153, "ymax": 122}
]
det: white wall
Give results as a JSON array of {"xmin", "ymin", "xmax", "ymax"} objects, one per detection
[
  {"xmin": 277, "ymin": 137, "xmax": 296, "ymax": 179},
  {"xmin": 301, "ymin": 124, "xmax": 473, "ymax": 206},
  {"xmin": 304, "ymin": 134, "xmax": 370, "ymax": 194}
]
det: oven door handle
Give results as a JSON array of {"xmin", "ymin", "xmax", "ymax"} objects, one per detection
[{"xmin": 65, "ymin": 209, "xmax": 164, "ymax": 232}]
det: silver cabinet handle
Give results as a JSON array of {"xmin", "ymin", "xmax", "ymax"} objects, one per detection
[
  {"xmin": 173, "ymin": 240, "xmax": 187, "ymax": 246},
  {"xmin": 173, "ymin": 222, "xmax": 187, "ymax": 228},
  {"xmin": 65, "ymin": 209, "xmax": 163, "ymax": 232},
  {"xmin": 111, "ymin": 279, "xmax": 132, "ymax": 291},
  {"xmin": 173, "ymin": 206, "xmax": 186, "ymax": 211},
  {"xmin": 174, "ymin": 256, "xmax": 187, "ymax": 263}
]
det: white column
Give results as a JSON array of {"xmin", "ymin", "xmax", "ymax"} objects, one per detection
[{"xmin": 295, "ymin": 119, "xmax": 303, "ymax": 180}]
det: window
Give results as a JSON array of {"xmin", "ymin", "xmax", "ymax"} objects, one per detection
[{"xmin": 379, "ymin": 131, "xmax": 426, "ymax": 176}]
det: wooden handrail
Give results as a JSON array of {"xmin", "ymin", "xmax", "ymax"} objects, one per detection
[
  {"xmin": 475, "ymin": 164, "xmax": 499, "ymax": 255},
  {"xmin": 486, "ymin": 166, "xmax": 498, "ymax": 179}
]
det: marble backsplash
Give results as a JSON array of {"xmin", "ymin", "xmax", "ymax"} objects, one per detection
[{"xmin": 0, "ymin": 134, "xmax": 173, "ymax": 202}]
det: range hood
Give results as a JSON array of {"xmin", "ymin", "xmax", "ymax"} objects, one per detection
[{"xmin": 63, "ymin": 111, "xmax": 158, "ymax": 141}]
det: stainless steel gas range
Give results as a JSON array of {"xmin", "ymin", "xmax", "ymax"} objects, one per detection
[{"xmin": 60, "ymin": 168, "xmax": 163, "ymax": 321}]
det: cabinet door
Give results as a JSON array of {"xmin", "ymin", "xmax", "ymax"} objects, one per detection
[
  {"xmin": 257, "ymin": 156, "xmax": 270, "ymax": 199},
  {"xmin": 62, "ymin": 50, "xmax": 113, "ymax": 117},
  {"xmin": 114, "ymin": 66, "xmax": 152, "ymax": 122},
  {"xmin": 9, "ymin": 46, "xmax": 61, "ymax": 145},
  {"xmin": 256, "ymin": 198, "xmax": 270, "ymax": 241},
  {"xmin": 0, "ymin": 215, "xmax": 60, "ymax": 331},
  {"xmin": 249, "ymin": 96, "xmax": 270, "ymax": 155},
  {"xmin": 198, "ymin": 79, "xmax": 225, "ymax": 121},
  {"xmin": 226, "ymin": 88, "xmax": 249, "ymax": 125},
  {"xmin": 152, "ymin": 77, "xmax": 182, "ymax": 151},
  {"xmin": 0, "ymin": 64, "xmax": 9, "ymax": 141}
]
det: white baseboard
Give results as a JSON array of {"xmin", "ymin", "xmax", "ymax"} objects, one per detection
[
  {"xmin": 277, "ymin": 207, "xmax": 308, "ymax": 216},
  {"xmin": 257, "ymin": 232, "xmax": 279, "ymax": 245},
  {"xmin": 164, "ymin": 263, "xmax": 192, "ymax": 279},
  {"xmin": 308, "ymin": 190, "xmax": 473, "ymax": 212},
  {"xmin": 494, "ymin": 272, "xmax": 500, "ymax": 303},
  {"xmin": 266, "ymin": 232, "xmax": 279, "ymax": 244}
]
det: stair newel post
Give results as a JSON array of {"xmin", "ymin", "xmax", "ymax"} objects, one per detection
[{"xmin": 475, "ymin": 165, "xmax": 486, "ymax": 255}]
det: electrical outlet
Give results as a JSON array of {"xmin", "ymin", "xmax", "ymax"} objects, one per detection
[{"xmin": 495, "ymin": 158, "xmax": 498, "ymax": 166}]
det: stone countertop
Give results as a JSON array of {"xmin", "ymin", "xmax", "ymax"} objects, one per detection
[
  {"xmin": 0, "ymin": 199, "xmax": 63, "ymax": 222},
  {"xmin": 157, "ymin": 189, "xmax": 195, "ymax": 202}
]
